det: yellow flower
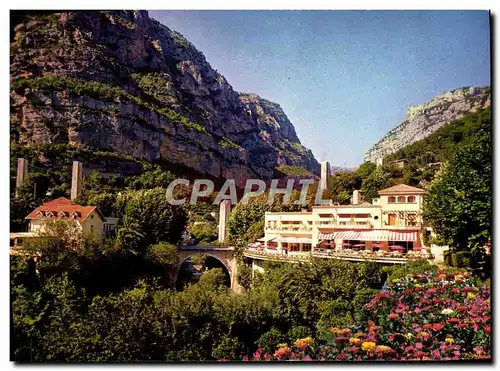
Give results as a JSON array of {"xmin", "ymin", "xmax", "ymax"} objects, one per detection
[
  {"xmin": 445, "ymin": 337, "xmax": 454, "ymax": 344},
  {"xmin": 349, "ymin": 337, "xmax": 362, "ymax": 345},
  {"xmin": 455, "ymin": 274, "xmax": 464, "ymax": 281},
  {"xmin": 441, "ymin": 308, "xmax": 454, "ymax": 315},
  {"xmin": 405, "ymin": 333, "xmax": 414, "ymax": 340},
  {"xmin": 294, "ymin": 337, "xmax": 313, "ymax": 350},
  {"xmin": 414, "ymin": 284, "xmax": 421, "ymax": 288},
  {"xmin": 361, "ymin": 341, "xmax": 377, "ymax": 352},
  {"xmin": 467, "ymin": 292, "xmax": 476, "ymax": 300},
  {"xmin": 439, "ymin": 274, "xmax": 447, "ymax": 279}
]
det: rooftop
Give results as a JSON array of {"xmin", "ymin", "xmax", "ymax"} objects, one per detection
[
  {"xmin": 26, "ymin": 197, "xmax": 102, "ymax": 222},
  {"xmin": 378, "ymin": 184, "xmax": 425, "ymax": 195}
]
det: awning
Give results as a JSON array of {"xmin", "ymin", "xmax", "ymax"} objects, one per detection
[
  {"xmin": 388, "ymin": 231, "xmax": 417, "ymax": 242},
  {"xmin": 257, "ymin": 236, "xmax": 276, "ymax": 242},
  {"xmin": 318, "ymin": 230, "xmax": 416, "ymax": 242},
  {"xmin": 277, "ymin": 237, "xmax": 313, "ymax": 243}
]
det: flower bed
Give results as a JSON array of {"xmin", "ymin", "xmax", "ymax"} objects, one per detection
[{"xmin": 236, "ymin": 270, "xmax": 491, "ymax": 361}]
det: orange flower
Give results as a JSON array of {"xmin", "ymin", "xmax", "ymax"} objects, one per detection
[
  {"xmin": 337, "ymin": 328, "xmax": 351, "ymax": 335},
  {"xmin": 294, "ymin": 337, "xmax": 313, "ymax": 350},
  {"xmin": 388, "ymin": 313, "xmax": 399, "ymax": 320},
  {"xmin": 274, "ymin": 346, "xmax": 292, "ymax": 359}
]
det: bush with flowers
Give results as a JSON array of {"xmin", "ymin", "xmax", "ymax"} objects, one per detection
[{"xmin": 237, "ymin": 269, "xmax": 490, "ymax": 361}]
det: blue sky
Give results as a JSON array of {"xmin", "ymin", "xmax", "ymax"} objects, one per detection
[{"xmin": 150, "ymin": 10, "xmax": 491, "ymax": 167}]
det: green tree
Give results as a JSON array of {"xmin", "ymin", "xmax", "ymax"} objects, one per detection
[
  {"xmin": 190, "ymin": 222, "xmax": 217, "ymax": 244},
  {"xmin": 115, "ymin": 214, "xmax": 145, "ymax": 251},
  {"xmin": 329, "ymin": 171, "xmax": 361, "ymax": 204},
  {"xmin": 423, "ymin": 123, "xmax": 491, "ymax": 254},
  {"xmin": 119, "ymin": 188, "xmax": 188, "ymax": 249}
]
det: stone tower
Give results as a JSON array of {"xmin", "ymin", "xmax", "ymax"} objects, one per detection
[
  {"xmin": 218, "ymin": 200, "xmax": 231, "ymax": 243},
  {"xmin": 319, "ymin": 161, "xmax": 331, "ymax": 198},
  {"xmin": 15, "ymin": 158, "xmax": 29, "ymax": 197},
  {"xmin": 70, "ymin": 161, "xmax": 83, "ymax": 200}
]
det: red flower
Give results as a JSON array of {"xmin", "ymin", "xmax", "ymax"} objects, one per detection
[
  {"xmin": 432, "ymin": 323, "xmax": 445, "ymax": 332},
  {"xmin": 388, "ymin": 313, "xmax": 399, "ymax": 320},
  {"xmin": 484, "ymin": 325, "xmax": 491, "ymax": 334},
  {"xmin": 447, "ymin": 318, "xmax": 460, "ymax": 324},
  {"xmin": 422, "ymin": 323, "xmax": 433, "ymax": 330}
]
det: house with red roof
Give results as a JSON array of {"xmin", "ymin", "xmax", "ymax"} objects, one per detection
[
  {"xmin": 25, "ymin": 197, "xmax": 105, "ymax": 236},
  {"xmin": 10, "ymin": 197, "xmax": 111, "ymax": 248}
]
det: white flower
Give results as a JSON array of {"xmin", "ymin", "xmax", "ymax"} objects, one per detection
[{"xmin": 441, "ymin": 308, "xmax": 454, "ymax": 315}]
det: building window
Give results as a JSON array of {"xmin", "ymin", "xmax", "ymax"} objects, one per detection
[
  {"xmin": 290, "ymin": 244, "xmax": 300, "ymax": 252},
  {"xmin": 302, "ymin": 243, "xmax": 311, "ymax": 252},
  {"xmin": 408, "ymin": 196, "xmax": 416, "ymax": 203},
  {"xmin": 388, "ymin": 213, "xmax": 396, "ymax": 226},
  {"xmin": 281, "ymin": 243, "xmax": 289, "ymax": 249},
  {"xmin": 388, "ymin": 196, "xmax": 396, "ymax": 203},
  {"xmin": 397, "ymin": 196, "xmax": 406, "ymax": 203}
]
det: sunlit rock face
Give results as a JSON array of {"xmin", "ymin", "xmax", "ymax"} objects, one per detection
[
  {"xmin": 364, "ymin": 87, "xmax": 491, "ymax": 163},
  {"xmin": 10, "ymin": 10, "xmax": 319, "ymax": 181}
]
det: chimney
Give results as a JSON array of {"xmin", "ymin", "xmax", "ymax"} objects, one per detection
[
  {"xmin": 320, "ymin": 161, "xmax": 331, "ymax": 198},
  {"xmin": 218, "ymin": 200, "xmax": 231, "ymax": 243},
  {"xmin": 352, "ymin": 190, "xmax": 363, "ymax": 205},
  {"xmin": 70, "ymin": 161, "xmax": 83, "ymax": 200},
  {"xmin": 15, "ymin": 158, "xmax": 29, "ymax": 197}
]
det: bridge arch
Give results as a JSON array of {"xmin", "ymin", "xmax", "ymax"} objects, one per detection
[
  {"xmin": 176, "ymin": 254, "xmax": 231, "ymax": 289},
  {"xmin": 175, "ymin": 246, "xmax": 242, "ymax": 292}
]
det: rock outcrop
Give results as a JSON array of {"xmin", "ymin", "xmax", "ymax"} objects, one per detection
[
  {"xmin": 364, "ymin": 87, "xmax": 491, "ymax": 163},
  {"xmin": 10, "ymin": 10, "xmax": 319, "ymax": 185}
]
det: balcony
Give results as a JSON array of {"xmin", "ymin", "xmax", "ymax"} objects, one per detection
[
  {"xmin": 384, "ymin": 221, "xmax": 422, "ymax": 229},
  {"xmin": 244, "ymin": 247, "xmax": 433, "ymax": 265},
  {"xmin": 265, "ymin": 226, "xmax": 313, "ymax": 233}
]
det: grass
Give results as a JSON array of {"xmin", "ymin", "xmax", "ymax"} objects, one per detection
[
  {"xmin": 275, "ymin": 165, "xmax": 312, "ymax": 177},
  {"xmin": 218, "ymin": 138, "xmax": 242, "ymax": 151}
]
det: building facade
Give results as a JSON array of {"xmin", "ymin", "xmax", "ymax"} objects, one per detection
[
  {"xmin": 261, "ymin": 184, "xmax": 428, "ymax": 256},
  {"xmin": 10, "ymin": 197, "xmax": 117, "ymax": 247}
]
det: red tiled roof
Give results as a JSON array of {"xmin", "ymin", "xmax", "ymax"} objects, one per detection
[
  {"xmin": 378, "ymin": 184, "xmax": 425, "ymax": 195},
  {"xmin": 26, "ymin": 197, "xmax": 100, "ymax": 222}
]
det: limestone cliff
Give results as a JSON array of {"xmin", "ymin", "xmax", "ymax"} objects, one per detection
[
  {"xmin": 364, "ymin": 87, "xmax": 491, "ymax": 163},
  {"xmin": 10, "ymin": 10, "xmax": 319, "ymax": 185}
]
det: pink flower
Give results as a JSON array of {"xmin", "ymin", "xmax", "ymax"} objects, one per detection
[{"xmin": 432, "ymin": 350, "xmax": 441, "ymax": 359}]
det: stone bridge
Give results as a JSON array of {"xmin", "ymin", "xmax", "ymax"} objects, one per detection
[{"xmin": 176, "ymin": 245, "xmax": 242, "ymax": 292}]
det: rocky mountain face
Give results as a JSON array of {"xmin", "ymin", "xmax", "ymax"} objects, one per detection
[
  {"xmin": 10, "ymin": 10, "xmax": 319, "ymax": 186},
  {"xmin": 364, "ymin": 87, "xmax": 491, "ymax": 163}
]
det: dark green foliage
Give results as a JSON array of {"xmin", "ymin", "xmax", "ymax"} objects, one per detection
[
  {"xmin": 189, "ymin": 222, "xmax": 217, "ymax": 244},
  {"xmin": 236, "ymin": 260, "xmax": 252, "ymax": 291},
  {"xmin": 423, "ymin": 110, "xmax": 491, "ymax": 254},
  {"xmin": 119, "ymin": 188, "xmax": 188, "ymax": 249},
  {"xmin": 329, "ymin": 171, "xmax": 362, "ymax": 204},
  {"xmin": 256, "ymin": 329, "xmax": 286, "ymax": 353},
  {"xmin": 286, "ymin": 326, "xmax": 312, "ymax": 343},
  {"xmin": 124, "ymin": 164, "xmax": 176, "ymax": 190}
]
